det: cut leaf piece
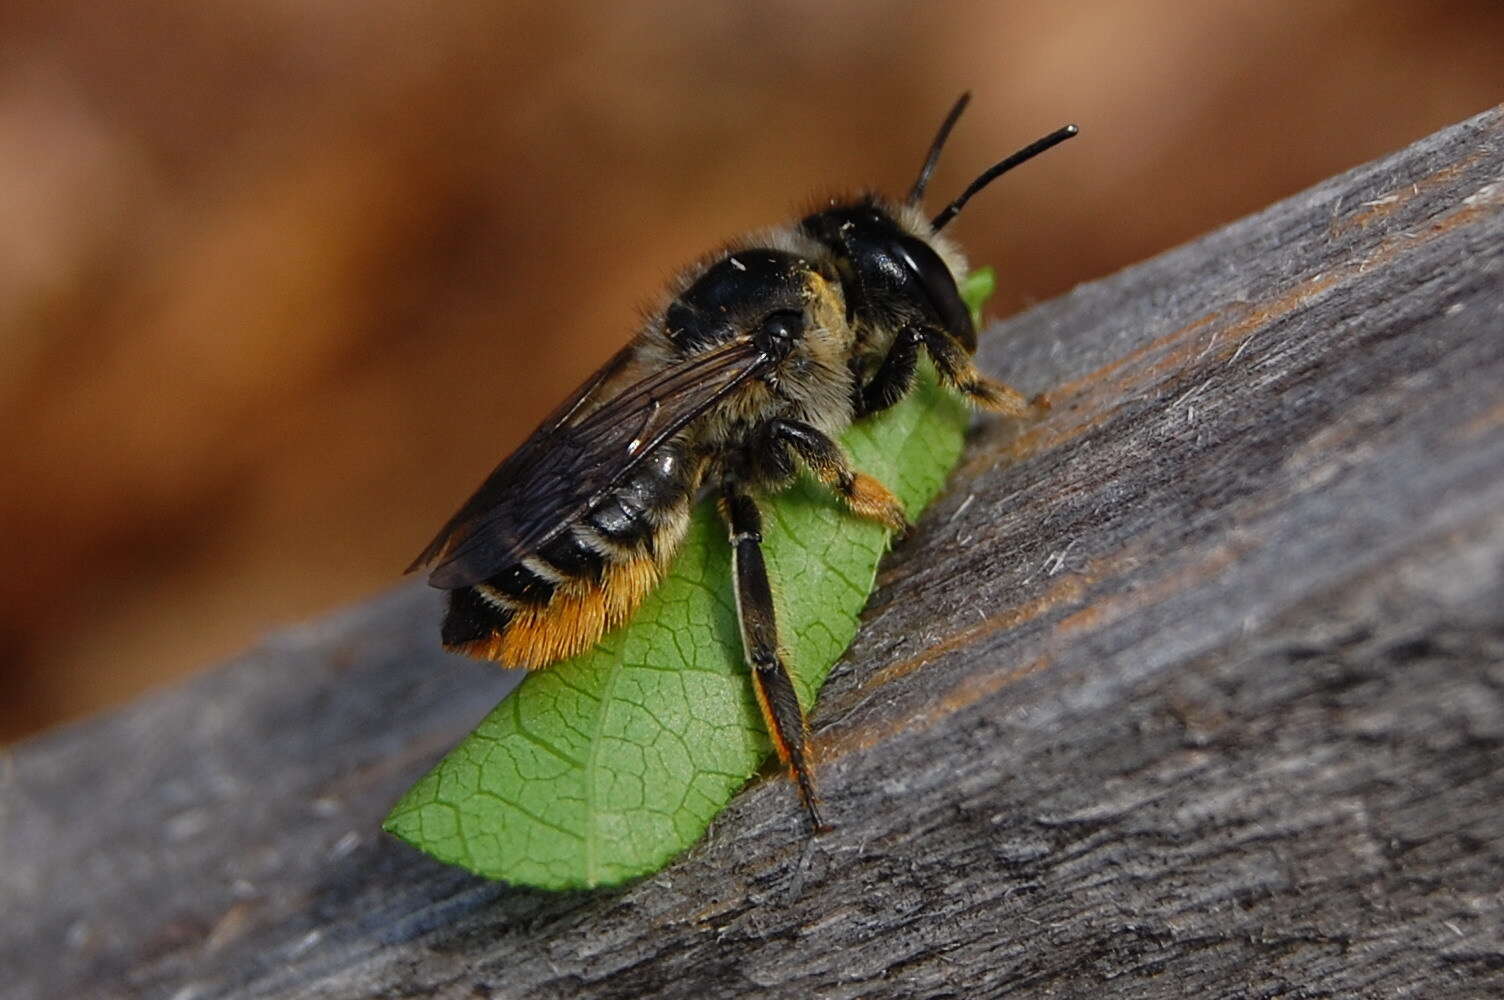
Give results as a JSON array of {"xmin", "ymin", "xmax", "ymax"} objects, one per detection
[
  {"xmin": 385, "ymin": 272, "xmax": 995, "ymax": 889},
  {"xmin": 961, "ymin": 266, "xmax": 996, "ymax": 330}
]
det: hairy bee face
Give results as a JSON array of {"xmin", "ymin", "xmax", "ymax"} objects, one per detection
[
  {"xmin": 802, "ymin": 199, "xmax": 978, "ymax": 355},
  {"xmin": 410, "ymin": 95, "xmax": 1077, "ymax": 832}
]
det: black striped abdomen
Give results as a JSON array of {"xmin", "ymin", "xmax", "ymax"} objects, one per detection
[{"xmin": 441, "ymin": 442, "xmax": 700, "ymax": 667}]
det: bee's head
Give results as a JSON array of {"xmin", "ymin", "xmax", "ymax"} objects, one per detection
[
  {"xmin": 800, "ymin": 201, "xmax": 977, "ymax": 352},
  {"xmin": 803, "ymin": 95, "xmax": 1077, "ymax": 355}
]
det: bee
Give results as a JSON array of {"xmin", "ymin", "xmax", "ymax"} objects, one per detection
[{"xmin": 409, "ymin": 95, "xmax": 1076, "ymax": 832}]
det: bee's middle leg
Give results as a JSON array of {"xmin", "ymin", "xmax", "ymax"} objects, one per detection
[
  {"xmin": 763, "ymin": 419, "xmax": 908, "ymax": 533},
  {"xmin": 721, "ymin": 484, "xmax": 827, "ymax": 833}
]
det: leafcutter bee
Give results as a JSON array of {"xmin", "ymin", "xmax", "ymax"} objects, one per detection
[{"xmin": 410, "ymin": 95, "xmax": 1076, "ymax": 831}]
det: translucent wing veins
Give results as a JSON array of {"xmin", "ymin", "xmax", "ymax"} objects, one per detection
[{"xmin": 411, "ymin": 339, "xmax": 770, "ymax": 590}]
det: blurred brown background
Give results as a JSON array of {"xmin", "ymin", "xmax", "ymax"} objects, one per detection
[{"xmin": 2, "ymin": 1, "xmax": 1501, "ymax": 743}]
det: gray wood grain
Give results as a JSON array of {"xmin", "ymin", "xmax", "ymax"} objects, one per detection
[{"xmin": 4, "ymin": 105, "xmax": 1503, "ymax": 1000}]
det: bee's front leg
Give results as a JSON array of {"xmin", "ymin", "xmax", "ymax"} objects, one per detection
[
  {"xmin": 915, "ymin": 326, "xmax": 1034, "ymax": 416},
  {"xmin": 721, "ymin": 484, "xmax": 828, "ymax": 833},
  {"xmin": 860, "ymin": 324, "xmax": 1035, "ymax": 418},
  {"xmin": 856, "ymin": 327, "xmax": 925, "ymax": 416}
]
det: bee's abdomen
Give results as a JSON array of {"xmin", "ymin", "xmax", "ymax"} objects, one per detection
[{"xmin": 442, "ymin": 443, "xmax": 699, "ymax": 668}]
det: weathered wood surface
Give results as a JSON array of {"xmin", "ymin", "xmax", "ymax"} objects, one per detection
[{"xmin": 5, "ymin": 106, "xmax": 1504, "ymax": 999}]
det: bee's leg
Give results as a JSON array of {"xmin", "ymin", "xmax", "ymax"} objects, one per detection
[
  {"xmin": 766, "ymin": 419, "xmax": 909, "ymax": 533},
  {"xmin": 917, "ymin": 326, "xmax": 1035, "ymax": 417},
  {"xmin": 856, "ymin": 327, "xmax": 924, "ymax": 416},
  {"xmin": 721, "ymin": 484, "xmax": 827, "ymax": 833},
  {"xmin": 857, "ymin": 325, "xmax": 1036, "ymax": 417}
]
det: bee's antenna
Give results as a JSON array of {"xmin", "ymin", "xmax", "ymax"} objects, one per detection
[
  {"xmin": 930, "ymin": 123, "xmax": 1079, "ymax": 232},
  {"xmin": 907, "ymin": 92, "xmax": 972, "ymax": 204}
]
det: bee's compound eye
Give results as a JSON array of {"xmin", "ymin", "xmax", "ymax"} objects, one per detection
[
  {"xmin": 755, "ymin": 310, "xmax": 803, "ymax": 359},
  {"xmin": 890, "ymin": 234, "xmax": 977, "ymax": 352}
]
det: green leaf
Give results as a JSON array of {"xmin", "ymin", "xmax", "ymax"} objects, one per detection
[
  {"xmin": 386, "ymin": 273, "xmax": 995, "ymax": 889},
  {"xmin": 960, "ymin": 265, "xmax": 997, "ymax": 330}
]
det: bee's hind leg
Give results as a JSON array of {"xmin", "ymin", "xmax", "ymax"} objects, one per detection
[{"xmin": 721, "ymin": 483, "xmax": 828, "ymax": 833}]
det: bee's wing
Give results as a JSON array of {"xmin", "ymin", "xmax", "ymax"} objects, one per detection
[
  {"xmin": 411, "ymin": 339, "xmax": 768, "ymax": 590},
  {"xmin": 404, "ymin": 342, "xmax": 634, "ymax": 575}
]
